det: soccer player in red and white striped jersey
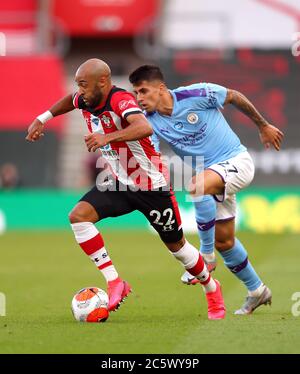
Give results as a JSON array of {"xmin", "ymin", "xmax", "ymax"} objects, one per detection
[
  {"xmin": 26, "ymin": 58, "xmax": 225, "ymax": 320},
  {"xmin": 72, "ymin": 85, "xmax": 168, "ymax": 191}
]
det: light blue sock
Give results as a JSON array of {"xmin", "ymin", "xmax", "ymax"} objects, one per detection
[
  {"xmin": 220, "ymin": 238, "xmax": 262, "ymax": 291},
  {"xmin": 193, "ymin": 195, "xmax": 216, "ymax": 255}
]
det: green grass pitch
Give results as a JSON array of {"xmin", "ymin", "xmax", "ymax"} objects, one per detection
[{"xmin": 0, "ymin": 230, "xmax": 299, "ymax": 353}]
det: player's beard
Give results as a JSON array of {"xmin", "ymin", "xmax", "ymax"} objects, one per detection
[{"xmin": 89, "ymin": 91, "xmax": 103, "ymax": 109}]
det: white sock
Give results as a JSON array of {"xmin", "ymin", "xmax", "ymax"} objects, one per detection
[
  {"xmin": 172, "ymin": 241, "xmax": 216, "ymax": 293},
  {"xmin": 171, "ymin": 240, "xmax": 199, "ymax": 268},
  {"xmin": 71, "ymin": 222, "xmax": 118, "ymax": 282}
]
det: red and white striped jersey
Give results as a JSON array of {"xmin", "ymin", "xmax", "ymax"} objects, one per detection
[{"xmin": 73, "ymin": 86, "xmax": 168, "ymax": 190}]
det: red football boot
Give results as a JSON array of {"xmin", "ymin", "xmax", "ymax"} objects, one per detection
[
  {"xmin": 107, "ymin": 277, "xmax": 132, "ymax": 312},
  {"xmin": 206, "ymin": 280, "xmax": 226, "ymax": 320}
]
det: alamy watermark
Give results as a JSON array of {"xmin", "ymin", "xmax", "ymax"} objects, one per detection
[
  {"xmin": 94, "ymin": 149, "xmax": 206, "ymax": 202},
  {"xmin": 291, "ymin": 32, "xmax": 300, "ymax": 57},
  {"xmin": 0, "ymin": 293, "xmax": 6, "ymax": 316},
  {"xmin": 291, "ymin": 292, "xmax": 300, "ymax": 317}
]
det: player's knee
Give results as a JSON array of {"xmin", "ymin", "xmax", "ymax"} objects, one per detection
[
  {"xmin": 215, "ymin": 237, "xmax": 234, "ymax": 252},
  {"xmin": 164, "ymin": 236, "xmax": 185, "ymax": 252},
  {"xmin": 69, "ymin": 209, "xmax": 89, "ymax": 224}
]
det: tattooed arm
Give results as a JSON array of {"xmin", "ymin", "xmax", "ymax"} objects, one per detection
[{"xmin": 224, "ymin": 89, "xmax": 284, "ymax": 151}]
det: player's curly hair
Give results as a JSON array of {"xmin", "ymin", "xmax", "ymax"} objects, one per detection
[{"xmin": 129, "ymin": 65, "xmax": 165, "ymax": 85}]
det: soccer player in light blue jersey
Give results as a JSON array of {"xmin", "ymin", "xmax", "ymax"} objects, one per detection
[{"xmin": 129, "ymin": 65, "xmax": 284, "ymax": 315}]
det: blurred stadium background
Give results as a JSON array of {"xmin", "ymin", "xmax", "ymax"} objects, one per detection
[
  {"xmin": 0, "ymin": 0, "xmax": 299, "ymax": 354},
  {"xmin": 0, "ymin": 0, "xmax": 299, "ymax": 234}
]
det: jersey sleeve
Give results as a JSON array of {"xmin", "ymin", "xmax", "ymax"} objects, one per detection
[
  {"xmin": 110, "ymin": 91, "xmax": 143, "ymax": 120},
  {"xmin": 192, "ymin": 83, "xmax": 227, "ymax": 109},
  {"xmin": 151, "ymin": 131, "xmax": 161, "ymax": 153},
  {"xmin": 72, "ymin": 92, "xmax": 87, "ymax": 109}
]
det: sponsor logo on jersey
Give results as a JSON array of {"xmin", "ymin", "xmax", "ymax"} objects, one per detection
[
  {"xmin": 119, "ymin": 99, "xmax": 136, "ymax": 111},
  {"xmin": 160, "ymin": 127, "xmax": 170, "ymax": 135},
  {"xmin": 101, "ymin": 149, "xmax": 119, "ymax": 160},
  {"xmin": 187, "ymin": 113, "xmax": 199, "ymax": 124},
  {"xmin": 170, "ymin": 124, "xmax": 207, "ymax": 148},
  {"xmin": 174, "ymin": 122, "xmax": 183, "ymax": 130}
]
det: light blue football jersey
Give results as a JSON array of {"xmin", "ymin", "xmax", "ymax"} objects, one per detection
[{"xmin": 147, "ymin": 83, "xmax": 246, "ymax": 170}]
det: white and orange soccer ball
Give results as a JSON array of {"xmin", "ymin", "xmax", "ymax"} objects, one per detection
[{"xmin": 71, "ymin": 287, "xmax": 109, "ymax": 322}]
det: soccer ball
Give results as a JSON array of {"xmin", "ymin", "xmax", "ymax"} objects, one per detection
[{"xmin": 71, "ymin": 287, "xmax": 109, "ymax": 322}]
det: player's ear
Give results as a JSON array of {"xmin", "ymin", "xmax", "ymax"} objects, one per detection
[
  {"xmin": 99, "ymin": 75, "xmax": 108, "ymax": 87},
  {"xmin": 159, "ymin": 82, "xmax": 165, "ymax": 94}
]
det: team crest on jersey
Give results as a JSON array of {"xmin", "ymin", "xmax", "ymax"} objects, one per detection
[
  {"xmin": 101, "ymin": 114, "xmax": 113, "ymax": 128},
  {"xmin": 187, "ymin": 113, "xmax": 199, "ymax": 124}
]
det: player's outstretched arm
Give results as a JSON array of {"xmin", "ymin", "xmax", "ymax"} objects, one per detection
[
  {"xmin": 85, "ymin": 113, "xmax": 153, "ymax": 152},
  {"xmin": 224, "ymin": 89, "xmax": 284, "ymax": 151},
  {"xmin": 26, "ymin": 94, "xmax": 75, "ymax": 142}
]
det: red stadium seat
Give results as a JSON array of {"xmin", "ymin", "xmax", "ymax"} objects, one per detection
[
  {"xmin": 52, "ymin": 0, "xmax": 159, "ymax": 36},
  {"xmin": 0, "ymin": 55, "xmax": 65, "ymax": 132}
]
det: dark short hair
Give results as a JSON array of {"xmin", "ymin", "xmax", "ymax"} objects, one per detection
[{"xmin": 129, "ymin": 65, "xmax": 165, "ymax": 85}]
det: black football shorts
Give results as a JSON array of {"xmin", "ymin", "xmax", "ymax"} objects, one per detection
[{"xmin": 79, "ymin": 183, "xmax": 183, "ymax": 243}]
